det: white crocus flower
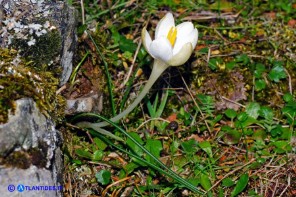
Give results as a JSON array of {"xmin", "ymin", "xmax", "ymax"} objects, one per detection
[
  {"xmin": 142, "ymin": 12, "xmax": 198, "ymax": 66},
  {"xmin": 77, "ymin": 12, "xmax": 198, "ymax": 131}
]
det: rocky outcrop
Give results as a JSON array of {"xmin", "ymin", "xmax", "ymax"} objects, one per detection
[
  {"xmin": 0, "ymin": 99, "xmax": 63, "ymax": 197},
  {"xmin": 0, "ymin": 0, "xmax": 77, "ymax": 196}
]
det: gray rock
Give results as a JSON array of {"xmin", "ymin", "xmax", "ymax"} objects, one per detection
[
  {"xmin": 0, "ymin": 166, "xmax": 63, "ymax": 197},
  {"xmin": 0, "ymin": 0, "xmax": 77, "ymax": 85},
  {"xmin": 0, "ymin": 98, "xmax": 63, "ymax": 196},
  {"xmin": 0, "ymin": 1, "xmax": 77, "ymax": 196},
  {"xmin": 57, "ymin": 3, "xmax": 77, "ymax": 86},
  {"xmin": 65, "ymin": 93, "xmax": 104, "ymax": 115}
]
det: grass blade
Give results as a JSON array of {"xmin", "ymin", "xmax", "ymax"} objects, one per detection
[{"xmin": 87, "ymin": 31, "xmax": 116, "ymax": 116}]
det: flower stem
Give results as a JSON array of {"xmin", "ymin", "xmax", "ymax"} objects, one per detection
[{"xmin": 77, "ymin": 59, "xmax": 169, "ymax": 129}]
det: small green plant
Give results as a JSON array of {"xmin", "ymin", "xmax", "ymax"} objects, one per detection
[{"xmin": 146, "ymin": 89, "xmax": 172, "ymax": 131}]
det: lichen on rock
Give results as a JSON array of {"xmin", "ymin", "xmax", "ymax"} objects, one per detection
[{"xmin": 1, "ymin": 0, "xmax": 64, "ymax": 72}]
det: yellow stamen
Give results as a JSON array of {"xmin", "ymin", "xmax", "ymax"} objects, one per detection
[{"xmin": 167, "ymin": 27, "xmax": 177, "ymax": 46}]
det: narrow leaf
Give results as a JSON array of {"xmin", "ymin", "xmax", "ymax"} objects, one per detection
[
  {"xmin": 155, "ymin": 89, "xmax": 169, "ymax": 117},
  {"xmin": 75, "ymin": 149, "xmax": 92, "ymax": 159},
  {"xmin": 231, "ymin": 174, "xmax": 249, "ymax": 197}
]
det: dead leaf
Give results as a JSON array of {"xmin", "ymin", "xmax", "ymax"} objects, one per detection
[
  {"xmin": 167, "ymin": 113, "xmax": 177, "ymax": 122},
  {"xmin": 288, "ymin": 19, "xmax": 296, "ymax": 28}
]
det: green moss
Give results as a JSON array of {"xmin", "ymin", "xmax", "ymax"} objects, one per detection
[
  {"xmin": 0, "ymin": 48, "xmax": 65, "ymax": 123},
  {"xmin": 11, "ymin": 28, "xmax": 62, "ymax": 74}
]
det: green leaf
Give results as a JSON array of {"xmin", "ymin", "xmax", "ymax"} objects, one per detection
[
  {"xmin": 156, "ymin": 90, "xmax": 170, "ymax": 117},
  {"xmin": 222, "ymin": 178, "xmax": 235, "ymax": 187},
  {"xmin": 187, "ymin": 177, "xmax": 199, "ymax": 187},
  {"xmin": 198, "ymin": 141, "xmax": 213, "ymax": 158},
  {"xmin": 218, "ymin": 188, "xmax": 224, "ymax": 197},
  {"xmin": 255, "ymin": 79, "xmax": 266, "ymax": 91},
  {"xmin": 95, "ymin": 170, "xmax": 111, "ymax": 185},
  {"xmin": 200, "ymin": 173, "xmax": 212, "ymax": 191},
  {"xmin": 170, "ymin": 140, "xmax": 179, "ymax": 154},
  {"xmin": 270, "ymin": 125, "xmax": 283, "ymax": 137},
  {"xmin": 283, "ymin": 93, "xmax": 293, "ymax": 103},
  {"xmin": 252, "ymin": 130, "xmax": 267, "ymax": 141},
  {"xmin": 119, "ymin": 37, "xmax": 137, "ymax": 53},
  {"xmin": 226, "ymin": 61, "xmax": 236, "ymax": 70},
  {"xmin": 268, "ymin": 62, "xmax": 286, "ymax": 82},
  {"xmin": 111, "ymin": 28, "xmax": 120, "ymax": 43},
  {"xmin": 72, "ymin": 159, "xmax": 82, "ymax": 165},
  {"xmin": 249, "ymin": 162, "xmax": 261, "ymax": 170},
  {"xmin": 122, "ymin": 51, "xmax": 133, "ymax": 59},
  {"xmin": 92, "ymin": 150, "xmax": 103, "ymax": 161},
  {"xmin": 282, "ymin": 100, "xmax": 296, "ymax": 125},
  {"xmin": 259, "ymin": 106, "xmax": 274, "ymax": 121},
  {"xmin": 126, "ymin": 132, "xmax": 144, "ymax": 156},
  {"xmin": 144, "ymin": 139, "xmax": 162, "ymax": 163},
  {"xmin": 199, "ymin": 47, "xmax": 209, "ymax": 54},
  {"xmin": 208, "ymin": 58, "xmax": 219, "ymax": 70},
  {"xmin": 272, "ymin": 141, "xmax": 292, "ymax": 154},
  {"xmin": 209, "ymin": 0, "xmax": 234, "ymax": 10},
  {"xmin": 280, "ymin": 127, "xmax": 292, "ymax": 140},
  {"xmin": 146, "ymin": 99, "xmax": 156, "ymax": 117},
  {"xmin": 225, "ymin": 109, "xmax": 237, "ymax": 119},
  {"xmin": 254, "ymin": 63, "xmax": 266, "ymax": 78},
  {"xmin": 93, "ymin": 137, "xmax": 107, "ymax": 150},
  {"xmin": 246, "ymin": 102, "xmax": 260, "ymax": 119},
  {"xmin": 280, "ymin": 2, "xmax": 292, "ymax": 13},
  {"xmin": 119, "ymin": 162, "xmax": 139, "ymax": 178},
  {"xmin": 248, "ymin": 190, "xmax": 259, "ymax": 196},
  {"xmin": 75, "ymin": 149, "xmax": 92, "ymax": 159},
  {"xmin": 111, "ymin": 27, "xmax": 137, "ymax": 53},
  {"xmin": 212, "ymin": 114, "xmax": 223, "ymax": 126},
  {"xmin": 237, "ymin": 112, "xmax": 248, "ymax": 122},
  {"xmin": 235, "ymin": 54, "xmax": 250, "ymax": 65},
  {"xmin": 231, "ymin": 174, "xmax": 249, "ymax": 197},
  {"xmin": 244, "ymin": 129, "xmax": 253, "ymax": 136},
  {"xmin": 222, "ymin": 128, "xmax": 242, "ymax": 145},
  {"xmin": 181, "ymin": 139, "xmax": 198, "ymax": 154},
  {"xmin": 236, "ymin": 112, "xmax": 258, "ymax": 127}
]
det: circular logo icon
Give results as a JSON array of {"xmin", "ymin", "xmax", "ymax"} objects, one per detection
[
  {"xmin": 17, "ymin": 184, "xmax": 25, "ymax": 192},
  {"xmin": 7, "ymin": 184, "xmax": 15, "ymax": 192}
]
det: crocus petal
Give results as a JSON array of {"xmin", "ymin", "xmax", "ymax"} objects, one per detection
[
  {"xmin": 168, "ymin": 43, "xmax": 193, "ymax": 66},
  {"xmin": 155, "ymin": 12, "xmax": 175, "ymax": 39},
  {"xmin": 149, "ymin": 37, "xmax": 173, "ymax": 63},
  {"xmin": 190, "ymin": 28, "xmax": 198, "ymax": 50},
  {"xmin": 176, "ymin": 22, "xmax": 194, "ymax": 37},
  {"xmin": 141, "ymin": 27, "xmax": 153, "ymax": 57},
  {"xmin": 173, "ymin": 27, "xmax": 198, "ymax": 55}
]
